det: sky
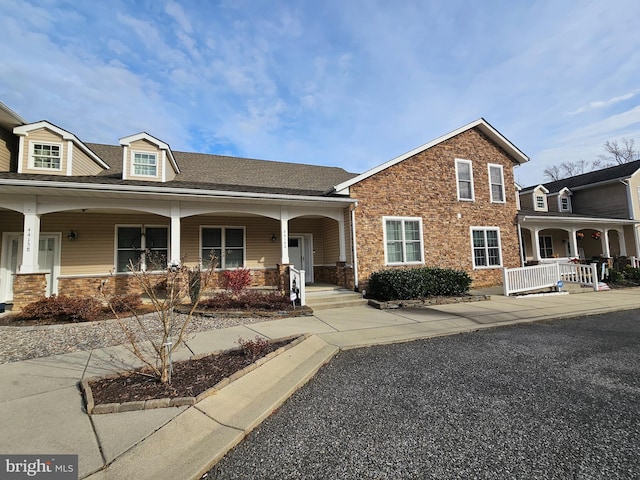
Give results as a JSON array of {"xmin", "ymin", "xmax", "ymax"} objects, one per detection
[{"xmin": 1, "ymin": 0, "xmax": 639, "ymax": 187}]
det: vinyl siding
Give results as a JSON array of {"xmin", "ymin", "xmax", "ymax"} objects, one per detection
[
  {"xmin": 20, "ymin": 129, "xmax": 67, "ymax": 175},
  {"xmin": 572, "ymin": 183, "xmax": 629, "ymax": 218},
  {"xmin": 126, "ymin": 139, "xmax": 166, "ymax": 182},
  {"xmin": 0, "ymin": 127, "xmax": 17, "ymax": 172},
  {"xmin": 71, "ymin": 143, "xmax": 104, "ymax": 175}
]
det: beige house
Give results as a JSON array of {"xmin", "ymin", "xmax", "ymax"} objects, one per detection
[
  {"xmin": 0, "ymin": 102, "xmax": 529, "ymax": 309},
  {"xmin": 518, "ymin": 161, "xmax": 640, "ymax": 265}
]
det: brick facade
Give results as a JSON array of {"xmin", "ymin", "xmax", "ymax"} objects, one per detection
[{"xmin": 349, "ymin": 127, "xmax": 521, "ymax": 289}]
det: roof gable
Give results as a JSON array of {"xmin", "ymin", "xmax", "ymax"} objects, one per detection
[
  {"xmin": 13, "ymin": 121, "xmax": 109, "ymax": 169},
  {"xmin": 119, "ymin": 132, "xmax": 179, "ymax": 174},
  {"xmin": 331, "ymin": 118, "xmax": 528, "ymax": 194}
]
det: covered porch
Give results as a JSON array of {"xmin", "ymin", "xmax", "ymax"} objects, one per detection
[
  {"xmin": 518, "ymin": 212, "xmax": 639, "ymax": 267},
  {"xmin": 0, "ymin": 184, "xmax": 356, "ymax": 309}
]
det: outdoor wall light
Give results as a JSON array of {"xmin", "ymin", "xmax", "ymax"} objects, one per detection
[
  {"xmin": 271, "ymin": 233, "xmax": 277, "ymax": 243},
  {"xmin": 68, "ymin": 230, "xmax": 77, "ymax": 241}
]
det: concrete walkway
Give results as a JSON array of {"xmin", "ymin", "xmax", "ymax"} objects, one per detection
[{"xmin": 1, "ymin": 288, "xmax": 639, "ymax": 479}]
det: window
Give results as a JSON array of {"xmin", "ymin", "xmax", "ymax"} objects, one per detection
[
  {"xmin": 132, "ymin": 152, "xmax": 157, "ymax": 176},
  {"xmin": 539, "ymin": 236, "xmax": 553, "ymax": 259},
  {"xmin": 488, "ymin": 164, "xmax": 505, "ymax": 202},
  {"xmin": 384, "ymin": 217, "xmax": 423, "ymax": 265},
  {"xmin": 535, "ymin": 193, "xmax": 547, "ymax": 211},
  {"xmin": 560, "ymin": 197, "xmax": 570, "ymax": 212},
  {"xmin": 201, "ymin": 227, "xmax": 245, "ymax": 269},
  {"xmin": 31, "ymin": 142, "xmax": 61, "ymax": 170},
  {"xmin": 471, "ymin": 228, "xmax": 502, "ymax": 268},
  {"xmin": 455, "ymin": 159, "xmax": 474, "ymax": 201},
  {"xmin": 116, "ymin": 226, "xmax": 168, "ymax": 272}
]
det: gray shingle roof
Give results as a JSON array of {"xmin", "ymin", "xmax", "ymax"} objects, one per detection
[
  {"xmin": 85, "ymin": 143, "xmax": 357, "ymax": 196},
  {"xmin": 523, "ymin": 159, "xmax": 640, "ymax": 193}
]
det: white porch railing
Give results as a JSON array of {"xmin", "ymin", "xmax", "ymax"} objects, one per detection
[
  {"xmin": 558, "ymin": 263, "xmax": 599, "ymax": 288},
  {"xmin": 289, "ymin": 266, "xmax": 306, "ymax": 306},
  {"xmin": 503, "ymin": 263, "xmax": 560, "ymax": 296},
  {"xmin": 503, "ymin": 262, "xmax": 600, "ymax": 296},
  {"xmin": 630, "ymin": 256, "xmax": 640, "ymax": 268}
]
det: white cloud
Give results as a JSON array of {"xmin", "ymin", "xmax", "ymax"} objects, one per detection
[
  {"xmin": 165, "ymin": 1, "xmax": 193, "ymax": 33},
  {"xmin": 569, "ymin": 91, "xmax": 639, "ymax": 115}
]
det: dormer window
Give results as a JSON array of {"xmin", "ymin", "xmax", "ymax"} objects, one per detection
[
  {"xmin": 536, "ymin": 195, "xmax": 545, "ymax": 209},
  {"xmin": 557, "ymin": 187, "xmax": 572, "ymax": 213},
  {"xmin": 30, "ymin": 142, "xmax": 62, "ymax": 170},
  {"xmin": 532, "ymin": 185, "xmax": 549, "ymax": 211},
  {"xmin": 132, "ymin": 152, "xmax": 157, "ymax": 177}
]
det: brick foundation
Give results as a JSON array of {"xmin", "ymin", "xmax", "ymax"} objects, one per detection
[{"xmin": 314, "ymin": 263, "xmax": 355, "ymax": 290}]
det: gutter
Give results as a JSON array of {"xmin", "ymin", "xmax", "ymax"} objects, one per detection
[{"xmin": 0, "ymin": 178, "xmax": 357, "ymax": 205}]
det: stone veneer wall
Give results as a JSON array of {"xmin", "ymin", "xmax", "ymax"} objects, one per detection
[
  {"xmin": 12, "ymin": 273, "xmax": 48, "ymax": 310},
  {"xmin": 315, "ymin": 263, "xmax": 355, "ymax": 290},
  {"xmin": 349, "ymin": 127, "xmax": 521, "ymax": 290},
  {"xmin": 56, "ymin": 268, "xmax": 281, "ymax": 301}
]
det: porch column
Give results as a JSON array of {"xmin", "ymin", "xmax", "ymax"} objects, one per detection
[
  {"xmin": 569, "ymin": 228, "xmax": 579, "ymax": 259},
  {"xmin": 601, "ymin": 228, "xmax": 611, "ymax": 257},
  {"xmin": 20, "ymin": 200, "xmax": 41, "ymax": 273},
  {"xmin": 532, "ymin": 227, "xmax": 542, "ymax": 262},
  {"xmin": 617, "ymin": 228, "xmax": 628, "ymax": 256},
  {"xmin": 280, "ymin": 207, "xmax": 289, "ymax": 264},
  {"xmin": 338, "ymin": 216, "xmax": 346, "ymax": 262},
  {"xmin": 170, "ymin": 202, "xmax": 181, "ymax": 266}
]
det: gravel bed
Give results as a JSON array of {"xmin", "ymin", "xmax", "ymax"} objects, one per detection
[
  {"xmin": 208, "ymin": 310, "xmax": 640, "ymax": 479},
  {"xmin": 0, "ymin": 314, "xmax": 269, "ymax": 364}
]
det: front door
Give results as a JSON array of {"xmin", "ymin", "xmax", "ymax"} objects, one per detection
[
  {"xmin": 1, "ymin": 233, "xmax": 60, "ymax": 302},
  {"xmin": 288, "ymin": 235, "xmax": 314, "ymax": 283}
]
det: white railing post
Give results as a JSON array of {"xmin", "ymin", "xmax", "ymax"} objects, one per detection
[
  {"xmin": 502, "ymin": 267, "xmax": 510, "ymax": 296},
  {"xmin": 591, "ymin": 263, "xmax": 599, "ymax": 291}
]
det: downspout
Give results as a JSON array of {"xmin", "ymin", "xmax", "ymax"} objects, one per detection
[
  {"xmin": 621, "ymin": 179, "xmax": 640, "ymax": 258},
  {"xmin": 351, "ymin": 203, "xmax": 359, "ymax": 290},
  {"xmin": 517, "ymin": 223, "xmax": 525, "ymax": 267}
]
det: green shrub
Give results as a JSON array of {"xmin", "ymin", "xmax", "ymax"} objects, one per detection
[
  {"xmin": 19, "ymin": 295, "xmax": 103, "ymax": 322},
  {"xmin": 624, "ymin": 266, "xmax": 640, "ymax": 284},
  {"xmin": 366, "ymin": 267, "xmax": 472, "ymax": 301}
]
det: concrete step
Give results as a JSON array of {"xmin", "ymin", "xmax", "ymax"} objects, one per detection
[{"xmin": 305, "ymin": 288, "xmax": 367, "ymax": 311}]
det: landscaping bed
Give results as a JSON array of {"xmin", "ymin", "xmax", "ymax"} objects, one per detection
[{"xmin": 82, "ymin": 334, "xmax": 305, "ymax": 414}]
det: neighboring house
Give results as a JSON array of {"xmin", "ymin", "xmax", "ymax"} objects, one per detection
[
  {"xmin": 0, "ymin": 101, "xmax": 528, "ymax": 309},
  {"xmin": 518, "ymin": 161, "xmax": 640, "ymax": 265}
]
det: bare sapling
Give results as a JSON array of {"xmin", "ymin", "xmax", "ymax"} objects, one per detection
[{"xmin": 102, "ymin": 254, "xmax": 216, "ymax": 384}]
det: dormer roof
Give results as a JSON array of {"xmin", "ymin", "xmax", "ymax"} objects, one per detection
[
  {"xmin": 13, "ymin": 121, "xmax": 109, "ymax": 169},
  {"xmin": 119, "ymin": 132, "xmax": 180, "ymax": 174}
]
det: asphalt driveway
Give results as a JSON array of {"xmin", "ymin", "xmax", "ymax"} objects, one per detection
[{"xmin": 207, "ymin": 310, "xmax": 640, "ymax": 479}]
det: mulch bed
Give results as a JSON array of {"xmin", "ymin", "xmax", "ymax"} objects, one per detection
[
  {"xmin": 89, "ymin": 339, "xmax": 292, "ymax": 405},
  {"xmin": 0, "ymin": 306, "xmax": 158, "ymax": 327}
]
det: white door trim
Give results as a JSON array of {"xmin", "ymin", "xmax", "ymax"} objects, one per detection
[{"xmin": 289, "ymin": 234, "xmax": 314, "ymax": 284}]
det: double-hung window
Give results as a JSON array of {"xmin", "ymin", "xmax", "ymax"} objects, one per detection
[
  {"xmin": 116, "ymin": 226, "xmax": 168, "ymax": 272},
  {"xmin": 201, "ymin": 227, "xmax": 245, "ymax": 269},
  {"xmin": 455, "ymin": 159, "xmax": 474, "ymax": 201},
  {"xmin": 31, "ymin": 142, "xmax": 61, "ymax": 170},
  {"xmin": 471, "ymin": 227, "xmax": 502, "ymax": 268},
  {"xmin": 132, "ymin": 152, "xmax": 157, "ymax": 176},
  {"xmin": 488, "ymin": 164, "xmax": 505, "ymax": 203},
  {"xmin": 384, "ymin": 217, "xmax": 423, "ymax": 265},
  {"xmin": 539, "ymin": 236, "xmax": 553, "ymax": 259}
]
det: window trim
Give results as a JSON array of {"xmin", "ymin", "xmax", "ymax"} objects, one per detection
[
  {"xmin": 115, "ymin": 224, "xmax": 169, "ymax": 273},
  {"xmin": 200, "ymin": 225, "xmax": 246, "ymax": 269},
  {"xmin": 470, "ymin": 226, "xmax": 503, "ymax": 269},
  {"xmin": 534, "ymin": 192, "xmax": 548, "ymax": 211},
  {"xmin": 488, "ymin": 163, "xmax": 506, "ymax": 203},
  {"xmin": 559, "ymin": 195, "xmax": 571, "ymax": 212},
  {"xmin": 455, "ymin": 159, "xmax": 475, "ymax": 201},
  {"xmin": 382, "ymin": 216, "xmax": 425, "ymax": 266},
  {"xmin": 131, "ymin": 151, "xmax": 158, "ymax": 177},
  {"xmin": 28, "ymin": 141, "xmax": 63, "ymax": 171}
]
